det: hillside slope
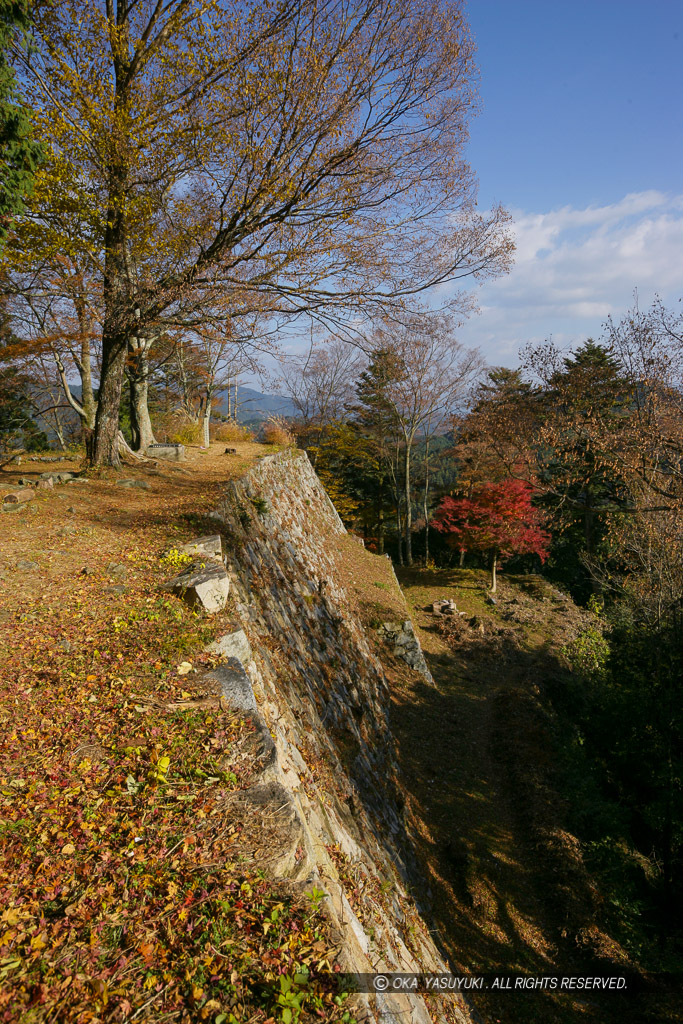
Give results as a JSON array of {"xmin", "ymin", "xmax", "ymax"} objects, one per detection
[{"xmin": 393, "ymin": 567, "xmax": 678, "ymax": 1024}]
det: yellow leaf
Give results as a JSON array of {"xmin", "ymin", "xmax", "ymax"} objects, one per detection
[{"xmin": 61, "ymin": 843, "xmax": 76, "ymax": 856}]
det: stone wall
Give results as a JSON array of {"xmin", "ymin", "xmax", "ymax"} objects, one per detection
[{"xmin": 209, "ymin": 450, "xmax": 475, "ymax": 1024}]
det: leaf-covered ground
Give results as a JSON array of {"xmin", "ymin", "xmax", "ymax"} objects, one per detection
[{"xmin": 0, "ymin": 444, "xmax": 351, "ymax": 1023}]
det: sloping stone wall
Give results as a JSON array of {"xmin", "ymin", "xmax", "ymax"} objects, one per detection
[{"xmin": 210, "ymin": 450, "xmax": 475, "ymax": 1024}]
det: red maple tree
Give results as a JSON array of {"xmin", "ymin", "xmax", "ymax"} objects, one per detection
[{"xmin": 431, "ymin": 479, "xmax": 550, "ymax": 591}]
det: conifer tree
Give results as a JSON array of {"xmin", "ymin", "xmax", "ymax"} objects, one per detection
[{"xmin": 0, "ymin": 0, "xmax": 42, "ymax": 248}]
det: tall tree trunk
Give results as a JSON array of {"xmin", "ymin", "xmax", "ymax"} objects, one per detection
[
  {"xmin": 130, "ymin": 374, "xmax": 156, "ymax": 451},
  {"xmin": 51, "ymin": 409, "xmax": 67, "ymax": 450},
  {"xmin": 128, "ymin": 337, "xmax": 156, "ymax": 452},
  {"xmin": 404, "ymin": 438, "xmax": 412, "ymax": 566},
  {"xmin": 583, "ymin": 488, "xmax": 603, "ymax": 597},
  {"xmin": 76, "ymin": 294, "xmax": 97, "ymax": 431},
  {"xmin": 377, "ymin": 478, "xmax": 385, "ymax": 554},
  {"xmin": 395, "ymin": 499, "xmax": 403, "ymax": 565},
  {"xmin": 201, "ymin": 396, "xmax": 212, "ymax": 448},
  {"xmin": 90, "ymin": 19, "xmax": 132, "ymax": 467},
  {"xmin": 459, "ymin": 548, "xmax": 466, "ymax": 567},
  {"xmin": 423, "ymin": 438, "xmax": 430, "ymax": 566},
  {"xmin": 490, "ymin": 549, "xmax": 498, "ymax": 592},
  {"xmin": 93, "ymin": 332, "xmax": 128, "ymax": 466}
]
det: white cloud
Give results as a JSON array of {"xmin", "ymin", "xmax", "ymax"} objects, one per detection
[{"xmin": 456, "ymin": 191, "xmax": 683, "ymax": 365}]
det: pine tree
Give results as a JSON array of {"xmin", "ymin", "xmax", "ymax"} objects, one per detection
[{"xmin": 0, "ymin": 0, "xmax": 43, "ymax": 248}]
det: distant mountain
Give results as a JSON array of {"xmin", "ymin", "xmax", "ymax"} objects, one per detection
[{"xmin": 215, "ymin": 385, "xmax": 296, "ymax": 424}]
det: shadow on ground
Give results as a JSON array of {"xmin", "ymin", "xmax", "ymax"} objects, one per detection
[{"xmin": 389, "ymin": 568, "xmax": 678, "ymax": 1024}]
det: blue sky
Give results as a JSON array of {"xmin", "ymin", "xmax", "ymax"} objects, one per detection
[{"xmin": 453, "ymin": 0, "xmax": 683, "ymax": 365}]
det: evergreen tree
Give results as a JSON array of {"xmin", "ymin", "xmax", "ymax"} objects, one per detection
[
  {"xmin": 541, "ymin": 340, "xmax": 630, "ymax": 600},
  {"xmin": 0, "ymin": 0, "xmax": 43, "ymax": 248},
  {"xmin": 351, "ymin": 349, "xmax": 404, "ymax": 557}
]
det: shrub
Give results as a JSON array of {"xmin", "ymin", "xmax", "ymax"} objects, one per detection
[
  {"xmin": 170, "ymin": 422, "xmax": 203, "ymax": 445},
  {"xmin": 213, "ymin": 421, "xmax": 248, "ymax": 442},
  {"xmin": 262, "ymin": 415, "xmax": 295, "ymax": 447},
  {"xmin": 153, "ymin": 412, "xmax": 203, "ymax": 446},
  {"xmin": 212, "ymin": 420, "xmax": 254, "ymax": 442},
  {"xmin": 563, "ymin": 624, "xmax": 610, "ymax": 676}
]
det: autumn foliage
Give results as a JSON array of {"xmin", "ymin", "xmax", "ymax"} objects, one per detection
[{"xmin": 431, "ymin": 480, "xmax": 550, "ymax": 590}]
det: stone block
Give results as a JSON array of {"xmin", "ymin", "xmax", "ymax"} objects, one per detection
[
  {"xmin": 162, "ymin": 560, "xmax": 230, "ymax": 613},
  {"xmin": 210, "ymin": 657, "xmax": 258, "ymax": 713},
  {"xmin": 180, "ymin": 534, "xmax": 223, "ymax": 560},
  {"xmin": 147, "ymin": 443, "xmax": 185, "ymax": 461},
  {"xmin": 207, "ymin": 628, "xmax": 252, "ymax": 664}
]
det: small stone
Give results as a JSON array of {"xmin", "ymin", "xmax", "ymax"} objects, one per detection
[
  {"xmin": 36, "ymin": 478, "xmax": 54, "ymax": 490},
  {"xmin": 107, "ymin": 563, "xmax": 127, "ymax": 578},
  {"xmin": 80, "ymin": 566, "xmax": 97, "ymax": 576},
  {"xmin": 57, "ymin": 525, "xmax": 78, "ymax": 536},
  {"xmin": 104, "ymin": 584, "xmax": 128, "ymax": 595},
  {"xmin": 485, "ymin": 595, "xmax": 498, "ymax": 606},
  {"xmin": 58, "ymin": 639, "xmax": 72, "ymax": 653},
  {"xmin": 17, "ymin": 560, "xmax": 39, "ymax": 571},
  {"xmin": 66, "ymin": 478, "xmax": 89, "ymax": 485},
  {"xmin": 224, "ymin": 447, "xmax": 237, "ymax": 454}
]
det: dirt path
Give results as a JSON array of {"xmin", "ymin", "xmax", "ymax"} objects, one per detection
[{"xmin": 390, "ymin": 567, "xmax": 642, "ymax": 1024}]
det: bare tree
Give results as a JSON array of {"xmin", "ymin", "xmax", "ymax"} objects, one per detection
[
  {"xmin": 276, "ymin": 337, "xmax": 364, "ymax": 461},
  {"xmin": 7, "ymin": 0, "xmax": 513, "ymax": 466},
  {"xmin": 368, "ymin": 313, "xmax": 484, "ymax": 564},
  {"xmin": 161, "ymin": 321, "xmax": 260, "ymax": 447}
]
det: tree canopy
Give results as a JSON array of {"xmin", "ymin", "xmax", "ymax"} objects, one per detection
[{"xmin": 3, "ymin": 0, "xmax": 513, "ymax": 464}]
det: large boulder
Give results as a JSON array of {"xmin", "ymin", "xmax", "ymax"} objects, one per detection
[{"xmin": 162, "ymin": 560, "xmax": 230, "ymax": 613}]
